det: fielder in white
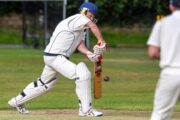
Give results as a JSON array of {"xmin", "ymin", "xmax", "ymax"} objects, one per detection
[
  {"xmin": 147, "ymin": 0, "xmax": 180, "ymax": 120},
  {"xmin": 8, "ymin": 2, "xmax": 107, "ymax": 117}
]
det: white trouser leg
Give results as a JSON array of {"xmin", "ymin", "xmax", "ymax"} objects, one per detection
[
  {"xmin": 151, "ymin": 74, "xmax": 180, "ymax": 120},
  {"xmin": 75, "ymin": 62, "xmax": 92, "ymax": 113},
  {"xmin": 45, "ymin": 56, "xmax": 92, "ymax": 113},
  {"xmin": 9, "ymin": 65, "xmax": 57, "ymax": 107},
  {"xmin": 45, "ymin": 55, "xmax": 77, "ymax": 79}
]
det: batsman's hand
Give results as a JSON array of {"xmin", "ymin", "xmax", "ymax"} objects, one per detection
[
  {"xmin": 86, "ymin": 51, "xmax": 103, "ymax": 62},
  {"xmin": 93, "ymin": 42, "xmax": 108, "ymax": 55}
]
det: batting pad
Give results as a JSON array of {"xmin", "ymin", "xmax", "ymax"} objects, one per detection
[
  {"xmin": 75, "ymin": 62, "xmax": 92, "ymax": 113},
  {"xmin": 11, "ymin": 77, "xmax": 57, "ymax": 106}
]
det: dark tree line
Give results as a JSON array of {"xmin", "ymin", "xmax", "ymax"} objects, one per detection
[{"xmin": 0, "ymin": 0, "xmax": 170, "ymax": 27}]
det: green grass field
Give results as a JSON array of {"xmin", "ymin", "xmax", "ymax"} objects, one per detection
[
  {"xmin": 0, "ymin": 48, "xmax": 180, "ymax": 120},
  {"xmin": 0, "ymin": 26, "xmax": 150, "ymax": 48}
]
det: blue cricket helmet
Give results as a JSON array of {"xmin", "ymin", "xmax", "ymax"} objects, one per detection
[{"xmin": 79, "ymin": 2, "xmax": 98, "ymax": 15}]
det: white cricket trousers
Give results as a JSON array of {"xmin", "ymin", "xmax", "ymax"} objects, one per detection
[
  {"xmin": 42, "ymin": 55, "xmax": 92, "ymax": 113},
  {"xmin": 41, "ymin": 55, "xmax": 77, "ymax": 81},
  {"xmin": 151, "ymin": 73, "xmax": 180, "ymax": 120}
]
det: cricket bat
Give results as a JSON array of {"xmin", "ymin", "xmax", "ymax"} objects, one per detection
[{"xmin": 94, "ymin": 61, "xmax": 102, "ymax": 99}]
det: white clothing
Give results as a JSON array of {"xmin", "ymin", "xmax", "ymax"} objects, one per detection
[
  {"xmin": 151, "ymin": 74, "xmax": 180, "ymax": 120},
  {"xmin": 44, "ymin": 14, "xmax": 90, "ymax": 57},
  {"xmin": 147, "ymin": 10, "xmax": 180, "ymax": 120},
  {"xmin": 147, "ymin": 11, "xmax": 180, "ymax": 73},
  {"xmin": 42, "ymin": 14, "xmax": 93, "ymax": 112}
]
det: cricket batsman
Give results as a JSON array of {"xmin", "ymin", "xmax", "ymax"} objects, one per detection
[{"xmin": 8, "ymin": 2, "xmax": 107, "ymax": 117}]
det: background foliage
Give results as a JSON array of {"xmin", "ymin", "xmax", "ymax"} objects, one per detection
[
  {"xmin": 96, "ymin": 0, "xmax": 170, "ymax": 26},
  {"xmin": 0, "ymin": 0, "xmax": 172, "ymax": 48},
  {"xmin": 0, "ymin": 0, "xmax": 171, "ymax": 26}
]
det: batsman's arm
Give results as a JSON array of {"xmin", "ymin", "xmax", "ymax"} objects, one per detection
[
  {"xmin": 86, "ymin": 21, "xmax": 105, "ymax": 44},
  {"xmin": 77, "ymin": 41, "xmax": 89, "ymax": 55}
]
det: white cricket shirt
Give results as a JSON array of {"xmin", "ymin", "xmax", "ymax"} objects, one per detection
[
  {"xmin": 44, "ymin": 14, "xmax": 91, "ymax": 57},
  {"xmin": 147, "ymin": 11, "xmax": 180, "ymax": 74}
]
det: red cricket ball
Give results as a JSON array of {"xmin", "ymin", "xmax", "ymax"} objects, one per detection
[{"xmin": 103, "ymin": 75, "xmax": 110, "ymax": 82}]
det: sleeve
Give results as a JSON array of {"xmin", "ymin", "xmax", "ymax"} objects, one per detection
[
  {"xmin": 147, "ymin": 21, "xmax": 161, "ymax": 47},
  {"xmin": 72, "ymin": 14, "xmax": 91, "ymax": 31}
]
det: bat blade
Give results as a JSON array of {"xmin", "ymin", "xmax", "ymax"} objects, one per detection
[{"xmin": 94, "ymin": 61, "xmax": 102, "ymax": 99}]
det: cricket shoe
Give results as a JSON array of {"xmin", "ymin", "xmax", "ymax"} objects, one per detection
[
  {"xmin": 79, "ymin": 108, "xmax": 103, "ymax": 117},
  {"xmin": 8, "ymin": 97, "xmax": 29, "ymax": 114}
]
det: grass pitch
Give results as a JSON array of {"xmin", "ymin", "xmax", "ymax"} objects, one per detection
[
  {"xmin": 0, "ymin": 110, "xmax": 150, "ymax": 120},
  {"xmin": 0, "ymin": 48, "xmax": 180, "ymax": 120},
  {"xmin": 0, "ymin": 110, "xmax": 180, "ymax": 120}
]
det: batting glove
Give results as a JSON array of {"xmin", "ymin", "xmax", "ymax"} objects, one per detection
[
  {"xmin": 86, "ymin": 51, "xmax": 103, "ymax": 62},
  {"xmin": 93, "ymin": 42, "xmax": 107, "ymax": 55}
]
